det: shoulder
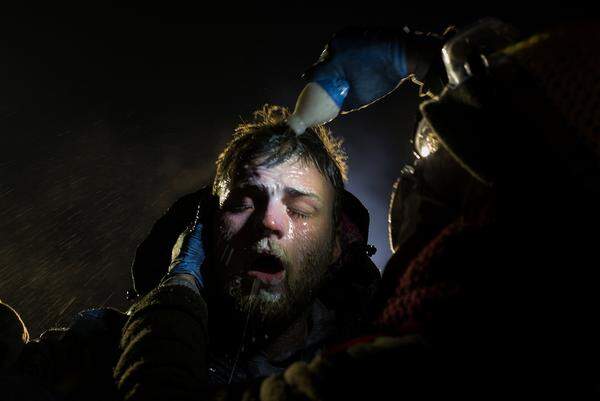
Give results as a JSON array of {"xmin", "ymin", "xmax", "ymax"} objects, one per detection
[{"xmin": 19, "ymin": 307, "xmax": 126, "ymax": 377}]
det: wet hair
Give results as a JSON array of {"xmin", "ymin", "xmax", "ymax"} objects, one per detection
[{"xmin": 213, "ymin": 104, "xmax": 348, "ymax": 224}]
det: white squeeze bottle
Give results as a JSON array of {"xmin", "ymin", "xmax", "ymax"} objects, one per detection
[{"xmin": 286, "ymin": 80, "xmax": 349, "ymax": 135}]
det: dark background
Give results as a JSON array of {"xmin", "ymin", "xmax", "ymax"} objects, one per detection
[{"xmin": 0, "ymin": 5, "xmax": 592, "ymax": 336}]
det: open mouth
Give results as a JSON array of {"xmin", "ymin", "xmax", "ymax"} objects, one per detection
[{"xmin": 246, "ymin": 254, "xmax": 285, "ymax": 285}]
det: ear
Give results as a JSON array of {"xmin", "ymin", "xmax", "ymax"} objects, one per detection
[{"xmin": 330, "ymin": 227, "xmax": 342, "ymax": 265}]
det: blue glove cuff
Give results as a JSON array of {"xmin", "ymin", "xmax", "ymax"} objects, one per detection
[
  {"xmin": 165, "ymin": 221, "xmax": 206, "ymax": 290},
  {"xmin": 167, "ymin": 262, "xmax": 205, "ymax": 289},
  {"xmin": 314, "ymin": 78, "xmax": 350, "ymax": 108}
]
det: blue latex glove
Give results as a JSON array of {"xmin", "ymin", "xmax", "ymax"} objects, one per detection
[
  {"xmin": 166, "ymin": 218, "xmax": 206, "ymax": 290},
  {"xmin": 304, "ymin": 27, "xmax": 440, "ymax": 112}
]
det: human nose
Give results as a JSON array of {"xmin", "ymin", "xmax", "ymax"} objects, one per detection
[{"xmin": 260, "ymin": 200, "xmax": 289, "ymax": 239}]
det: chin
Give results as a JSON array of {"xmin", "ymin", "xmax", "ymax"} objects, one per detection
[
  {"xmin": 256, "ymin": 288, "xmax": 284, "ymax": 303},
  {"xmin": 242, "ymin": 291, "xmax": 297, "ymax": 327},
  {"xmin": 242, "ymin": 287, "xmax": 289, "ymax": 317}
]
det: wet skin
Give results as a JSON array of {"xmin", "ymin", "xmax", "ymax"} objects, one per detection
[{"xmin": 213, "ymin": 157, "xmax": 341, "ymax": 323}]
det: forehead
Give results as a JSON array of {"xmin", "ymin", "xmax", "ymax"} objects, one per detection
[{"xmin": 226, "ymin": 157, "xmax": 334, "ymax": 200}]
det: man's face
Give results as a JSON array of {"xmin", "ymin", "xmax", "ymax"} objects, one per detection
[{"xmin": 212, "ymin": 157, "xmax": 340, "ymax": 327}]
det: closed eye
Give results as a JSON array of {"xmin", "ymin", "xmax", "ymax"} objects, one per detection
[
  {"xmin": 287, "ymin": 207, "xmax": 310, "ymax": 220},
  {"xmin": 231, "ymin": 204, "xmax": 253, "ymax": 212},
  {"xmin": 224, "ymin": 196, "xmax": 254, "ymax": 213}
]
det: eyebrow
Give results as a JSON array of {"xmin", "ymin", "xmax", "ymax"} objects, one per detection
[{"xmin": 285, "ymin": 188, "xmax": 322, "ymax": 203}]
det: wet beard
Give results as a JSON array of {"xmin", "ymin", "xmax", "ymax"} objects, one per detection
[{"xmin": 219, "ymin": 235, "xmax": 334, "ymax": 344}]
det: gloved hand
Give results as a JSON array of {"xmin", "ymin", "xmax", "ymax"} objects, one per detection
[
  {"xmin": 304, "ymin": 27, "xmax": 442, "ymax": 112},
  {"xmin": 164, "ymin": 213, "xmax": 206, "ymax": 291}
]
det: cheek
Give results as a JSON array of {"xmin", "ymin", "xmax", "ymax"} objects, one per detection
[
  {"xmin": 219, "ymin": 212, "xmax": 251, "ymax": 240},
  {"xmin": 286, "ymin": 220, "xmax": 312, "ymax": 243},
  {"xmin": 285, "ymin": 219, "xmax": 332, "ymax": 257}
]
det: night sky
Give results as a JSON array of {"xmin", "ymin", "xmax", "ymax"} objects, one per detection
[{"xmin": 0, "ymin": 7, "xmax": 590, "ymax": 336}]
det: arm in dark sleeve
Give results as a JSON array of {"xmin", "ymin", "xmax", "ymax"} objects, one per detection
[
  {"xmin": 114, "ymin": 283, "xmax": 209, "ymax": 401},
  {"xmin": 12, "ymin": 307, "xmax": 126, "ymax": 400}
]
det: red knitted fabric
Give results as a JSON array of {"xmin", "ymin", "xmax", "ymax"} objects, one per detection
[{"xmin": 374, "ymin": 220, "xmax": 489, "ymax": 337}]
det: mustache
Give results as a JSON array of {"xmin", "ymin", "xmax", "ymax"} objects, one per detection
[
  {"xmin": 248, "ymin": 238, "xmax": 287, "ymax": 260},
  {"xmin": 218, "ymin": 238, "xmax": 288, "ymax": 273}
]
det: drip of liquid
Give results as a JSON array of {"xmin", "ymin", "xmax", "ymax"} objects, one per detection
[
  {"xmin": 224, "ymin": 247, "xmax": 234, "ymax": 267},
  {"xmin": 227, "ymin": 278, "xmax": 260, "ymax": 384}
]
